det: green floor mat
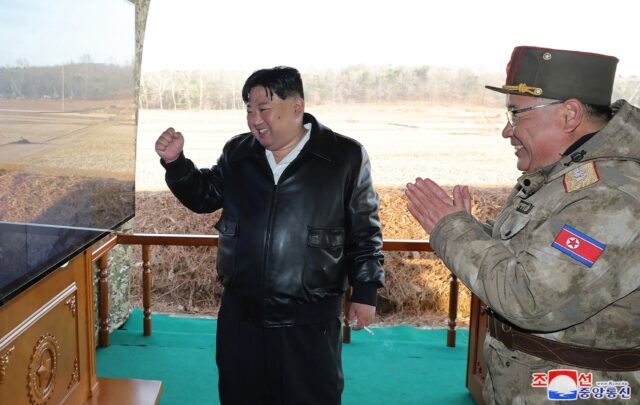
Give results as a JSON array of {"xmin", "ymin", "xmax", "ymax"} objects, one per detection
[{"xmin": 97, "ymin": 308, "xmax": 475, "ymax": 404}]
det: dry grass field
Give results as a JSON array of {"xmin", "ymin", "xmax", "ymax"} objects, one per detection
[
  {"xmin": 132, "ymin": 104, "xmax": 517, "ymax": 326},
  {"xmin": 0, "ymin": 98, "xmax": 136, "ymax": 179},
  {"xmin": 0, "ymin": 99, "xmax": 135, "ymax": 226},
  {"xmin": 136, "ymin": 103, "xmax": 520, "ymax": 191}
]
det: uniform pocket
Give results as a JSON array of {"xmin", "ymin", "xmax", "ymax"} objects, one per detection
[
  {"xmin": 303, "ymin": 227, "xmax": 346, "ymax": 293},
  {"xmin": 214, "ymin": 214, "xmax": 238, "ymax": 286},
  {"xmin": 484, "ymin": 337, "xmax": 531, "ymax": 404},
  {"xmin": 485, "ymin": 336, "xmax": 559, "ymax": 404}
]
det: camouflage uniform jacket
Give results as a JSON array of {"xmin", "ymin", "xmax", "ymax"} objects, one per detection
[{"xmin": 431, "ymin": 100, "xmax": 640, "ymax": 404}]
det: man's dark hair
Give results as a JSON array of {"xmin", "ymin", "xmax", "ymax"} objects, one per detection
[{"xmin": 242, "ymin": 66, "xmax": 304, "ymax": 103}]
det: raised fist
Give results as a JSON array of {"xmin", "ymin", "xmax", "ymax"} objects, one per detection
[{"xmin": 155, "ymin": 127, "xmax": 184, "ymax": 163}]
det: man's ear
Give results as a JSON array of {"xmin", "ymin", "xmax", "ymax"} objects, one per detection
[
  {"xmin": 294, "ymin": 97, "xmax": 305, "ymax": 116},
  {"xmin": 562, "ymin": 99, "xmax": 584, "ymax": 133}
]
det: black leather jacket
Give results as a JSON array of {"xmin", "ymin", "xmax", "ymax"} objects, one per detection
[{"xmin": 162, "ymin": 113, "xmax": 384, "ymax": 326}]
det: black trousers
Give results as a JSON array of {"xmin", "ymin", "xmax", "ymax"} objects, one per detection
[{"xmin": 216, "ymin": 309, "xmax": 343, "ymax": 405}]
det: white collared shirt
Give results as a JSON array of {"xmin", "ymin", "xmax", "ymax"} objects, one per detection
[{"xmin": 265, "ymin": 123, "xmax": 311, "ymax": 184}]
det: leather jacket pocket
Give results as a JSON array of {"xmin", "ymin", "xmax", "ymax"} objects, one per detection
[
  {"xmin": 214, "ymin": 214, "xmax": 238, "ymax": 286},
  {"xmin": 303, "ymin": 227, "xmax": 346, "ymax": 294}
]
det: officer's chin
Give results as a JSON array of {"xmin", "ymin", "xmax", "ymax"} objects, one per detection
[{"xmin": 516, "ymin": 156, "xmax": 531, "ymax": 173}]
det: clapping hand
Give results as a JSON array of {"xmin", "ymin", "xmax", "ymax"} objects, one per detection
[{"xmin": 405, "ymin": 178, "xmax": 471, "ymax": 234}]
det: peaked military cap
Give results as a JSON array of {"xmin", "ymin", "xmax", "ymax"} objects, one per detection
[{"xmin": 486, "ymin": 46, "xmax": 619, "ymax": 106}]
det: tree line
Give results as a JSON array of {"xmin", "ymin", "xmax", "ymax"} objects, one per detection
[
  {"xmin": 2, "ymin": 63, "xmax": 638, "ymax": 107},
  {"xmin": 139, "ymin": 65, "xmax": 508, "ymax": 110},
  {"xmin": 140, "ymin": 65, "xmax": 640, "ymax": 110},
  {"xmin": 0, "ymin": 62, "xmax": 133, "ymax": 100}
]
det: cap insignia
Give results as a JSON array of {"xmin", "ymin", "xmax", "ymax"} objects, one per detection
[{"xmin": 502, "ymin": 83, "xmax": 543, "ymax": 96}]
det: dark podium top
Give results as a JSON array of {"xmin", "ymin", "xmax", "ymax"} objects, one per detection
[{"xmin": 0, "ymin": 222, "xmax": 107, "ymax": 306}]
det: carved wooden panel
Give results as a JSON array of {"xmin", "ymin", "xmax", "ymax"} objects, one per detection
[
  {"xmin": 0, "ymin": 258, "xmax": 82, "ymax": 405},
  {"xmin": 0, "ymin": 247, "xmax": 161, "ymax": 405}
]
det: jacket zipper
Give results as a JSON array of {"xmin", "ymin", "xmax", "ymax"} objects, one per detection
[
  {"xmin": 259, "ymin": 151, "xmax": 305, "ymax": 320},
  {"xmin": 261, "ymin": 184, "xmax": 278, "ymax": 314}
]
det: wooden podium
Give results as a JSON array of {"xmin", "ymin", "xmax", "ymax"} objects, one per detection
[{"xmin": 0, "ymin": 249, "xmax": 162, "ymax": 405}]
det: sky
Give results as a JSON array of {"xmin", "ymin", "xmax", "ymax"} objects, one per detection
[
  {"xmin": 0, "ymin": 0, "xmax": 134, "ymax": 67},
  {"xmin": 0, "ymin": 0, "xmax": 638, "ymax": 76},
  {"xmin": 140, "ymin": 0, "xmax": 640, "ymax": 76}
]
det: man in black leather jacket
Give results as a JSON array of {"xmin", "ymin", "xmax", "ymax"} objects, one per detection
[{"xmin": 155, "ymin": 66, "xmax": 384, "ymax": 405}]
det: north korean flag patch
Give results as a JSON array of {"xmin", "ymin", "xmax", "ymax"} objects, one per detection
[{"xmin": 551, "ymin": 225, "xmax": 606, "ymax": 267}]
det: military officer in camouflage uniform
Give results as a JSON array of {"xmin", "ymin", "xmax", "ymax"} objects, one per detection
[{"xmin": 406, "ymin": 46, "xmax": 640, "ymax": 403}]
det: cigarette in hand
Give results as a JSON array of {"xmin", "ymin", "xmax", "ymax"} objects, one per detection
[{"xmin": 350, "ymin": 318, "xmax": 375, "ymax": 335}]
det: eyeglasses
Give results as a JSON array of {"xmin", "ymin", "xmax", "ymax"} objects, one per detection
[{"xmin": 506, "ymin": 100, "xmax": 563, "ymax": 128}]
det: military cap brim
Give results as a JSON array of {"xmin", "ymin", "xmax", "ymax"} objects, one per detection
[{"xmin": 486, "ymin": 46, "xmax": 619, "ymax": 106}]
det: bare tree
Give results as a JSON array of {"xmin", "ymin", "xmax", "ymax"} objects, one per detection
[
  {"xmin": 170, "ymin": 71, "xmax": 178, "ymax": 110},
  {"xmin": 199, "ymin": 71, "xmax": 204, "ymax": 111}
]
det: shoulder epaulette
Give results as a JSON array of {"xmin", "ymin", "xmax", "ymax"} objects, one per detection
[{"xmin": 563, "ymin": 162, "xmax": 600, "ymax": 193}]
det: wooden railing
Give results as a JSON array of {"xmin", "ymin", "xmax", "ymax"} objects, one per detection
[{"xmin": 91, "ymin": 234, "xmax": 459, "ymax": 349}]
